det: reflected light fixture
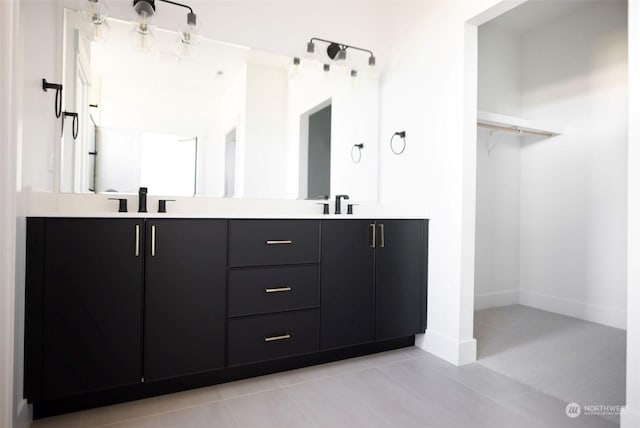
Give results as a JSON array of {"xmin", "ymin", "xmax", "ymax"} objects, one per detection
[
  {"xmin": 306, "ymin": 37, "xmax": 376, "ymax": 72},
  {"xmin": 81, "ymin": 0, "xmax": 111, "ymax": 42},
  {"xmin": 131, "ymin": 0, "xmax": 199, "ymax": 55}
]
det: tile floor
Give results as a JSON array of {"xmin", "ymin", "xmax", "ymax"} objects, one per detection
[
  {"xmin": 475, "ymin": 305, "xmax": 626, "ymax": 426},
  {"xmin": 30, "ymin": 342, "xmax": 617, "ymax": 428}
]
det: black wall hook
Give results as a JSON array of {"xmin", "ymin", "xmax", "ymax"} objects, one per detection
[
  {"xmin": 61, "ymin": 112, "xmax": 79, "ymax": 140},
  {"xmin": 42, "ymin": 78, "xmax": 63, "ymax": 118}
]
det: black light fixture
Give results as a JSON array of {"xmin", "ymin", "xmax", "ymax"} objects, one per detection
[
  {"xmin": 306, "ymin": 37, "xmax": 376, "ymax": 68},
  {"xmin": 130, "ymin": 0, "xmax": 199, "ymax": 54}
]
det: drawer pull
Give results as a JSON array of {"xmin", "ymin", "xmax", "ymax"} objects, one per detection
[
  {"xmin": 265, "ymin": 287, "xmax": 292, "ymax": 293},
  {"xmin": 151, "ymin": 224, "xmax": 156, "ymax": 257},
  {"xmin": 370, "ymin": 223, "xmax": 376, "ymax": 248},
  {"xmin": 135, "ymin": 224, "xmax": 140, "ymax": 257},
  {"xmin": 266, "ymin": 240, "xmax": 293, "ymax": 245},
  {"xmin": 264, "ymin": 334, "xmax": 291, "ymax": 342}
]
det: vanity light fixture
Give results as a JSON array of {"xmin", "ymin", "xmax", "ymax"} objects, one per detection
[
  {"xmin": 130, "ymin": 0, "xmax": 200, "ymax": 54},
  {"xmin": 81, "ymin": 0, "xmax": 111, "ymax": 42},
  {"xmin": 306, "ymin": 37, "xmax": 376, "ymax": 70}
]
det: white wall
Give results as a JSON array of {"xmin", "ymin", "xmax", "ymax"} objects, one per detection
[
  {"xmin": 474, "ymin": 24, "xmax": 521, "ymax": 310},
  {"xmin": 624, "ymin": 1, "xmax": 640, "ymax": 426},
  {"xmin": 474, "ymin": 131, "xmax": 521, "ymax": 309},
  {"xmin": 518, "ymin": 1, "xmax": 627, "ymax": 329},
  {"xmin": 376, "ymin": 0, "xmax": 506, "ymax": 364},
  {"xmin": 477, "ymin": 25, "xmax": 521, "ymax": 116},
  {"xmin": 242, "ymin": 63, "xmax": 288, "ymax": 199}
]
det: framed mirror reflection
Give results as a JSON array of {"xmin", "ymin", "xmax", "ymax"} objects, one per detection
[{"xmin": 61, "ymin": 8, "xmax": 380, "ymax": 200}]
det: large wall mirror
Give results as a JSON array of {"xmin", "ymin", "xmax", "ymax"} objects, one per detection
[{"xmin": 61, "ymin": 9, "xmax": 380, "ymax": 200}]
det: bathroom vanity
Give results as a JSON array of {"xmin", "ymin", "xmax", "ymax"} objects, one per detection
[{"xmin": 24, "ymin": 216, "xmax": 428, "ymax": 418}]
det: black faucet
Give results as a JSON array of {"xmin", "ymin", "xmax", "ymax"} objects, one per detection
[
  {"xmin": 138, "ymin": 187, "xmax": 148, "ymax": 213},
  {"xmin": 334, "ymin": 194, "xmax": 350, "ymax": 215}
]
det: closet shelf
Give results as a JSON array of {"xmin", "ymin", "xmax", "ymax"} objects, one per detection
[{"xmin": 477, "ymin": 111, "xmax": 563, "ymax": 138}]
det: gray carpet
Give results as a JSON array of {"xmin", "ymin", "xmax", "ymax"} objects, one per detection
[{"xmin": 475, "ymin": 305, "xmax": 626, "ymax": 424}]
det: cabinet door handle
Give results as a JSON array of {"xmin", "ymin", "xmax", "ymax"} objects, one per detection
[
  {"xmin": 379, "ymin": 223, "xmax": 385, "ymax": 248},
  {"xmin": 264, "ymin": 334, "xmax": 291, "ymax": 342},
  {"xmin": 151, "ymin": 225, "xmax": 156, "ymax": 257},
  {"xmin": 135, "ymin": 224, "xmax": 140, "ymax": 257},
  {"xmin": 266, "ymin": 240, "xmax": 293, "ymax": 245},
  {"xmin": 370, "ymin": 223, "xmax": 376, "ymax": 248},
  {"xmin": 264, "ymin": 287, "xmax": 292, "ymax": 293}
]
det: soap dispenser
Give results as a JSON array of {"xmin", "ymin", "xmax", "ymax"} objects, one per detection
[{"xmin": 138, "ymin": 187, "xmax": 148, "ymax": 213}]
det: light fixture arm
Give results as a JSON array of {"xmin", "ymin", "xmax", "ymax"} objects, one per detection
[
  {"xmin": 309, "ymin": 37, "xmax": 375, "ymax": 61},
  {"xmin": 157, "ymin": 0, "xmax": 193, "ymax": 15},
  {"xmin": 157, "ymin": 0, "xmax": 196, "ymax": 25}
]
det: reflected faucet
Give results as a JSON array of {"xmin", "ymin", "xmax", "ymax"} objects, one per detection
[{"xmin": 335, "ymin": 194, "xmax": 350, "ymax": 214}]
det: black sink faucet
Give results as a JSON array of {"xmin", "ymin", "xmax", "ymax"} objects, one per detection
[
  {"xmin": 335, "ymin": 194, "xmax": 350, "ymax": 214},
  {"xmin": 138, "ymin": 187, "xmax": 148, "ymax": 213}
]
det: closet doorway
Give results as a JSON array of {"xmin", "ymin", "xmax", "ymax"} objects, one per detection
[{"xmin": 473, "ymin": 0, "xmax": 627, "ymax": 423}]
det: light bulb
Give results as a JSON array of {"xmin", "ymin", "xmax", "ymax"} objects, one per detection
[
  {"xmin": 177, "ymin": 36, "xmax": 197, "ymax": 61},
  {"xmin": 177, "ymin": 12, "xmax": 200, "ymax": 60},
  {"xmin": 130, "ymin": 16, "xmax": 155, "ymax": 53},
  {"xmin": 290, "ymin": 57, "xmax": 301, "ymax": 79},
  {"xmin": 81, "ymin": 0, "xmax": 109, "ymax": 25},
  {"xmin": 81, "ymin": 0, "xmax": 110, "ymax": 42},
  {"xmin": 87, "ymin": 19, "xmax": 111, "ymax": 43}
]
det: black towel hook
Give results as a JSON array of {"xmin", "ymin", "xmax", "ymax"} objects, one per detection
[
  {"xmin": 42, "ymin": 78, "xmax": 63, "ymax": 118},
  {"xmin": 61, "ymin": 112, "xmax": 79, "ymax": 140}
]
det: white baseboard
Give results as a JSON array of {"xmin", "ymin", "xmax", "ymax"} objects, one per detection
[
  {"xmin": 416, "ymin": 330, "xmax": 477, "ymax": 366},
  {"xmin": 519, "ymin": 290, "xmax": 626, "ymax": 330},
  {"xmin": 474, "ymin": 290, "xmax": 519, "ymax": 310},
  {"xmin": 14, "ymin": 399, "xmax": 30, "ymax": 428}
]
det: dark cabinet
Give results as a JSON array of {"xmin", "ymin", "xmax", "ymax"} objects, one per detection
[
  {"xmin": 320, "ymin": 220, "xmax": 375, "ymax": 350},
  {"xmin": 227, "ymin": 220, "xmax": 321, "ymax": 366},
  {"xmin": 144, "ymin": 219, "xmax": 227, "ymax": 381},
  {"xmin": 228, "ymin": 309, "xmax": 320, "ymax": 366},
  {"xmin": 34, "ymin": 218, "xmax": 144, "ymax": 400},
  {"xmin": 228, "ymin": 219, "xmax": 320, "ymax": 267},
  {"xmin": 25, "ymin": 216, "xmax": 426, "ymax": 418},
  {"xmin": 374, "ymin": 220, "xmax": 428, "ymax": 341},
  {"xmin": 320, "ymin": 219, "xmax": 428, "ymax": 349}
]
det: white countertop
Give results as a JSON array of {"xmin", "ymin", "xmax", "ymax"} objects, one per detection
[{"xmin": 21, "ymin": 190, "xmax": 430, "ymax": 220}]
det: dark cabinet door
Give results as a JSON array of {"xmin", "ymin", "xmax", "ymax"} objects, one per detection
[
  {"xmin": 42, "ymin": 218, "xmax": 143, "ymax": 400},
  {"xmin": 144, "ymin": 219, "xmax": 227, "ymax": 381},
  {"xmin": 375, "ymin": 219, "xmax": 428, "ymax": 341},
  {"xmin": 320, "ymin": 220, "xmax": 375, "ymax": 350}
]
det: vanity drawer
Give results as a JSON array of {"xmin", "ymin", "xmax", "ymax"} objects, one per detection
[
  {"xmin": 228, "ymin": 220, "xmax": 320, "ymax": 267},
  {"xmin": 228, "ymin": 265, "xmax": 320, "ymax": 317},
  {"xmin": 227, "ymin": 310, "xmax": 319, "ymax": 366}
]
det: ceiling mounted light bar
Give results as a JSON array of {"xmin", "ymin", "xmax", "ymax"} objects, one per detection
[{"xmin": 306, "ymin": 37, "xmax": 376, "ymax": 67}]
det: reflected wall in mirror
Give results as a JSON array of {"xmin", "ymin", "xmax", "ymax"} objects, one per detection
[{"xmin": 61, "ymin": 8, "xmax": 379, "ymax": 200}]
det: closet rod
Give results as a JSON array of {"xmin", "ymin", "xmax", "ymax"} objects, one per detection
[{"xmin": 477, "ymin": 121, "xmax": 555, "ymax": 138}]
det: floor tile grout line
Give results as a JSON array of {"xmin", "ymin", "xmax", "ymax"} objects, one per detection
[
  {"xmin": 280, "ymin": 372, "xmax": 394, "ymax": 428},
  {"xmin": 279, "ymin": 385, "xmax": 321, "ymax": 428},
  {"xmin": 221, "ymin": 398, "xmax": 240, "ymax": 428},
  {"xmin": 50, "ymin": 350, "xmax": 423, "ymax": 428},
  {"xmin": 379, "ymin": 359, "xmax": 545, "ymax": 427}
]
